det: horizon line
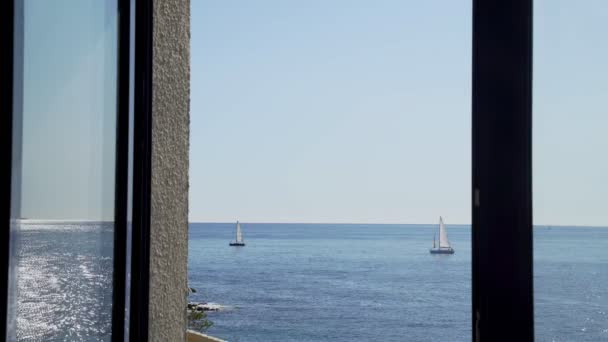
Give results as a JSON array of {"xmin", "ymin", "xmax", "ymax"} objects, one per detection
[
  {"xmin": 12, "ymin": 218, "xmax": 112, "ymax": 222},
  {"xmin": 188, "ymin": 221, "xmax": 608, "ymax": 228},
  {"xmin": 14, "ymin": 219, "xmax": 607, "ymax": 229}
]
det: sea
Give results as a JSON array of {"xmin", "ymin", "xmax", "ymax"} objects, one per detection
[
  {"xmin": 189, "ymin": 223, "xmax": 608, "ymax": 342},
  {"xmin": 7, "ymin": 222, "xmax": 114, "ymax": 341},
  {"xmin": 5, "ymin": 222, "xmax": 608, "ymax": 341}
]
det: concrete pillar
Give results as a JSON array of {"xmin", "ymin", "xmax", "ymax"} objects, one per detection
[{"xmin": 149, "ymin": 0, "xmax": 190, "ymax": 340}]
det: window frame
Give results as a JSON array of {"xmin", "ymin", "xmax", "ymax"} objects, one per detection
[
  {"xmin": 1, "ymin": 0, "xmax": 535, "ymax": 341},
  {"xmin": 112, "ymin": 0, "xmax": 132, "ymax": 339},
  {"xmin": 472, "ymin": 0, "xmax": 534, "ymax": 341},
  {"xmin": 128, "ymin": 0, "xmax": 154, "ymax": 340},
  {"xmin": 0, "ymin": 0, "xmax": 15, "ymax": 339},
  {"xmin": 0, "ymin": 0, "xmax": 154, "ymax": 341}
]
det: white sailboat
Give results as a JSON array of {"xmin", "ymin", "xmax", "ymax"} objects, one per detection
[
  {"xmin": 430, "ymin": 217, "xmax": 454, "ymax": 254},
  {"xmin": 229, "ymin": 221, "xmax": 245, "ymax": 246}
]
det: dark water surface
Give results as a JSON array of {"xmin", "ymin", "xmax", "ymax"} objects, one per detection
[{"xmin": 189, "ymin": 223, "xmax": 608, "ymax": 342}]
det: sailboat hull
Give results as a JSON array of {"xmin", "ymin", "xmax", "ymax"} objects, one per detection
[
  {"xmin": 229, "ymin": 242, "xmax": 245, "ymax": 246},
  {"xmin": 430, "ymin": 248, "xmax": 454, "ymax": 254}
]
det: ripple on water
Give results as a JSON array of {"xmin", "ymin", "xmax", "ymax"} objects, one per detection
[{"xmin": 8, "ymin": 223, "xmax": 114, "ymax": 341}]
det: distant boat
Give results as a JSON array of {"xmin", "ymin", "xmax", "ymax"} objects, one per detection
[
  {"xmin": 229, "ymin": 221, "xmax": 245, "ymax": 246},
  {"xmin": 430, "ymin": 217, "xmax": 454, "ymax": 254}
]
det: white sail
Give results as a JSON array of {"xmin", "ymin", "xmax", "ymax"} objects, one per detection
[
  {"xmin": 235, "ymin": 221, "xmax": 243, "ymax": 243},
  {"xmin": 438, "ymin": 217, "xmax": 450, "ymax": 248}
]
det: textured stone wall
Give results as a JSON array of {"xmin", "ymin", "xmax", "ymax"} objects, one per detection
[{"xmin": 149, "ymin": 0, "xmax": 190, "ymax": 341}]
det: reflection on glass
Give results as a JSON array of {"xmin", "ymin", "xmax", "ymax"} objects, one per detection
[
  {"xmin": 8, "ymin": 0, "xmax": 118, "ymax": 340},
  {"xmin": 124, "ymin": 0, "xmax": 136, "ymax": 339},
  {"xmin": 534, "ymin": 0, "xmax": 608, "ymax": 340}
]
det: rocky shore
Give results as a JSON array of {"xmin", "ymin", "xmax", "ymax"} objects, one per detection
[{"xmin": 188, "ymin": 302, "xmax": 223, "ymax": 312}]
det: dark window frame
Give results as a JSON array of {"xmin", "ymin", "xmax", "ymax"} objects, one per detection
[
  {"xmin": 0, "ymin": 0, "xmax": 15, "ymax": 340},
  {"xmin": 0, "ymin": 0, "xmax": 154, "ymax": 341},
  {"xmin": 2, "ymin": 0, "xmax": 534, "ymax": 341},
  {"xmin": 128, "ymin": 0, "xmax": 153, "ymax": 340},
  {"xmin": 112, "ymin": 0, "xmax": 131, "ymax": 340},
  {"xmin": 472, "ymin": 0, "xmax": 533, "ymax": 341}
]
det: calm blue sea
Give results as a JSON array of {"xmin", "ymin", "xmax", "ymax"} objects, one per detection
[
  {"xmin": 6, "ymin": 223, "xmax": 608, "ymax": 341},
  {"xmin": 189, "ymin": 223, "xmax": 608, "ymax": 342}
]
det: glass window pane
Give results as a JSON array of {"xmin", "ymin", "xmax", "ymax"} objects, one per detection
[
  {"xmin": 8, "ymin": 0, "xmax": 118, "ymax": 340},
  {"xmin": 189, "ymin": 1, "xmax": 471, "ymax": 341},
  {"xmin": 534, "ymin": 1, "xmax": 608, "ymax": 340}
]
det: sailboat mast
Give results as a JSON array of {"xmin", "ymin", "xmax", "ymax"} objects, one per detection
[{"xmin": 438, "ymin": 217, "xmax": 442, "ymax": 248}]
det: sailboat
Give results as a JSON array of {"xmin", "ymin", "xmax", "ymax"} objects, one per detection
[
  {"xmin": 229, "ymin": 221, "xmax": 245, "ymax": 246},
  {"xmin": 430, "ymin": 217, "xmax": 454, "ymax": 254}
]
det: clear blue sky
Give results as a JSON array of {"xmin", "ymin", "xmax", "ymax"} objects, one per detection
[
  {"xmin": 533, "ymin": 0, "xmax": 608, "ymax": 226},
  {"xmin": 16, "ymin": 1, "xmax": 606, "ymax": 225},
  {"xmin": 190, "ymin": 1, "xmax": 472, "ymax": 224},
  {"xmin": 190, "ymin": 0, "xmax": 607, "ymax": 226}
]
